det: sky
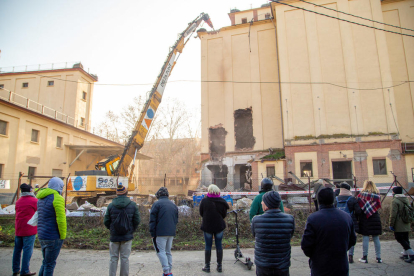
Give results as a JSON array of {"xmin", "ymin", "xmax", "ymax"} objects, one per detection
[{"xmin": 0, "ymin": 0, "xmax": 271, "ymax": 134}]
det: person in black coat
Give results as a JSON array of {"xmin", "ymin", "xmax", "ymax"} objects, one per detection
[
  {"xmin": 356, "ymin": 180, "xmax": 382, "ymax": 264},
  {"xmin": 334, "ymin": 182, "xmax": 361, "ymax": 263},
  {"xmin": 199, "ymin": 184, "xmax": 229, "ymax": 273},
  {"xmin": 251, "ymin": 191, "xmax": 295, "ymax": 276},
  {"xmin": 301, "ymin": 188, "xmax": 356, "ymax": 276}
]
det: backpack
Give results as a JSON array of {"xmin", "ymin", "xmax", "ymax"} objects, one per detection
[
  {"xmin": 113, "ymin": 202, "xmax": 132, "ymax": 235},
  {"xmin": 336, "ymin": 196, "xmax": 352, "ymax": 215},
  {"xmin": 400, "ymin": 202, "xmax": 414, "ymax": 224}
]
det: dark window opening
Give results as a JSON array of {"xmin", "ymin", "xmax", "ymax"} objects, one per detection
[
  {"xmin": 48, "ymin": 81, "xmax": 54, "ymax": 86},
  {"xmin": 209, "ymin": 125, "xmax": 227, "ymax": 161},
  {"xmin": 265, "ymin": 13, "xmax": 271, "ymax": 19},
  {"xmin": 234, "ymin": 107, "xmax": 255, "ymax": 150},
  {"xmin": 0, "ymin": 120, "xmax": 8, "ymax": 135},
  {"xmin": 267, "ymin": 166, "xmax": 275, "ymax": 177},
  {"xmin": 31, "ymin": 129, "xmax": 39, "ymax": 143},
  {"xmin": 0, "ymin": 84, "xmax": 4, "ymax": 89},
  {"xmin": 300, "ymin": 162, "xmax": 313, "ymax": 177},
  {"xmin": 22, "ymin": 82, "xmax": 29, "ymax": 88},
  {"xmin": 373, "ymin": 159, "xmax": 387, "ymax": 175},
  {"xmin": 207, "ymin": 165, "xmax": 228, "ymax": 189},
  {"xmin": 241, "ymin": 18, "xmax": 247, "ymax": 24},
  {"xmin": 332, "ymin": 161, "xmax": 353, "ymax": 185},
  {"xmin": 56, "ymin": 136, "xmax": 62, "ymax": 148},
  {"xmin": 0, "ymin": 164, "xmax": 3, "ymax": 178},
  {"xmin": 82, "ymin": 91, "xmax": 87, "ymax": 100},
  {"xmin": 240, "ymin": 165, "xmax": 252, "ymax": 190},
  {"xmin": 28, "ymin": 167, "xmax": 36, "ymax": 178}
]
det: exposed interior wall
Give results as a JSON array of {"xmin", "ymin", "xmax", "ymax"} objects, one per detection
[
  {"xmin": 208, "ymin": 125, "xmax": 227, "ymax": 161},
  {"xmin": 234, "ymin": 107, "xmax": 255, "ymax": 150}
]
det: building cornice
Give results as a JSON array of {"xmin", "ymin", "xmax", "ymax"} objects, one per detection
[{"xmin": 0, "ymin": 67, "xmax": 98, "ymax": 82}]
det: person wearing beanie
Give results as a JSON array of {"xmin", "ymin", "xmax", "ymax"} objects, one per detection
[
  {"xmin": 249, "ymin": 178, "xmax": 284, "ymax": 222},
  {"xmin": 12, "ymin": 184, "xmax": 37, "ymax": 276},
  {"xmin": 389, "ymin": 186, "xmax": 414, "ymax": 263},
  {"xmin": 251, "ymin": 191, "xmax": 295, "ymax": 275},
  {"xmin": 301, "ymin": 188, "xmax": 356, "ymax": 276},
  {"xmin": 199, "ymin": 184, "xmax": 229, "ymax": 273},
  {"xmin": 334, "ymin": 182, "xmax": 362, "ymax": 263},
  {"xmin": 104, "ymin": 184, "xmax": 140, "ymax": 276},
  {"xmin": 150, "ymin": 187, "xmax": 178, "ymax": 276},
  {"xmin": 36, "ymin": 177, "xmax": 67, "ymax": 275}
]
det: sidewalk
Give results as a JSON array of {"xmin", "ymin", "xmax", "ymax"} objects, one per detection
[{"xmin": 0, "ymin": 240, "xmax": 412, "ymax": 275}]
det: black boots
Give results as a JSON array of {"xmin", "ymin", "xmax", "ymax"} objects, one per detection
[
  {"xmin": 348, "ymin": 255, "xmax": 354, "ymax": 263},
  {"xmin": 217, "ymin": 249, "xmax": 223, "ymax": 272},
  {"xmin": 202, "ymin": 250, "xmax": 211, "ymax": 273},
  {"xmin": 405, "ymin": 255, "xmax": 414, "ymax": 263}
]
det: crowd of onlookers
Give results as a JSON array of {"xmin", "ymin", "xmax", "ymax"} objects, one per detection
[{"xmin": 10, "ymin": 176, "xmax": 414, "ymax": 276}]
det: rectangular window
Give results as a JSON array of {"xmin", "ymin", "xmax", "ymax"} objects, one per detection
[
  {"xmin": 56, "ymin": 136, "xmax": 62, "ymax": 148},
  {"xmin": 241, "ymin": 18, "xmax": 247, "ymax": 24},
  {"xmin": 80, "ymin": 117, "xmax": 85, "ymax": 126},
  {"xmin": 265, "ymin": 13, "xmax": 271, "ymax": 19},
  {"xmin": 52, "ymin": 169, "xmax": 63, "ymax": 177},
  {"xmin": 82, "ymin": 91, "xmax": 87, "ymax": 100},
  {"xmin": 47, "ymin": 81, "xmax": 54, "ymax": 86},
  {"xmin": 22, "ymin": 82, "xmax": 29, "ymax": 88},
  {"xmin": 266, "ymin": 166, "xmax": 275, "ymax": 177},
  {"xmin": 373, "ymin": 159, "xmax": 387, "ymax": 175},
  {"xmin": 0, "ymin": 84, "xmax": 4, "ymax": 89},
  {"xmin": 31, "ymin": 129, "xmax": 39, "ymax": 142},
  {"xmin": 28, "ymin": 167, "xmax": 36, "ymax": 178},
  {"xmin": 0, "ymin": 164, "xmax": 3, "ymax": 178},
  {"xmin": 0, "ymin": 120, "xmax": 8, "ymax": 135},
  {"xmin": 300, "ymin": 161, "xmax": 313, "ymax": 177}
]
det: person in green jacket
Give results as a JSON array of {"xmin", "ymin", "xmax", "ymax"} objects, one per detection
[
  {"xmin": 250, "ymin": 178, "xmax": 284, "ymax": 222},
  {"xmin": 389, "ymin": 186, "xmax": 414, "ymax": 263}
]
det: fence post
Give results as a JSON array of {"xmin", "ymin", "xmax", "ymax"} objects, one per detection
[{"xmin": 308, "ymin": 174, "xmax": 311, "ymax": 213}]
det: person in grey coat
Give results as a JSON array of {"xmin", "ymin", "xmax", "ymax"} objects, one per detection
[{"xmin": 150, "ymin": 187, "xmax": 178, "ymax": 276}]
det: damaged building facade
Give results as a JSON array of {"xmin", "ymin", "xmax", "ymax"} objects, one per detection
[{"xmin": 198, "ymin": 0, "xmax": 414, "ymax": 191}]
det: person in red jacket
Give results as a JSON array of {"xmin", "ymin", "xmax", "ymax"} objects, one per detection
[{"xmin": 13, "ymin": 184, "xmax": 38, "ymax": 276}]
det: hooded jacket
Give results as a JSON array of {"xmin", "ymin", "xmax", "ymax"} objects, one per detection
[
  {"xmin": 301, "ymin": 204, "xmax": 356, "ymax": 276},
  {"xmin": 249, "ymin": 191, "xmax": 284, "ymax": 222},
  {"xmin": 104, "ymin": 195, "xmax": 140, "ymax": 242},
  {"xmin": 15, "ymin": 193, "xmax": 38, "ymax": 237},
  {"xmin": 36, "ymin": 188, "xmax": 67, "ymax": 240},
  {"xmin": 251, "ymin": 209, "xmax": 295, "ymax": 270},
  {"xmin": 389, "ymin": 194, "xmax": 412, "ymax": 232},
  {"xmin": 149, "ymin": 196, "xmax": 178, "ymax": 237},
  {"xmin": 199, "ymin": 196, "xmax": 229, "ymax": 234}
]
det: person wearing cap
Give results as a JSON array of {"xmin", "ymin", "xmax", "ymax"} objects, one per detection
[
  {"xmin": 104, "ymin": 184, "xmax": 140, "ymax": 276},
  {"xmin": 301, "ymin": 187, "xmax": 356, "ymax": 276},
  {"xmin": 249, "ymin": 178, "xmax": 284, "ymax": 222},
  {"xmin": 389, "ymin": 186, "xmax": 414, "ymax": 263},
  {"xmin": 251, "ymin": 190, "xmax": 294, "ymax": 276},
  {"xmin": 150, "ymin": 187, "xmax": 178, "ymax": 276},
  {"xmin": 12, "ymin": 184, "xmax": 37, "ymax": 276},
  {"xmin": 36, "ymin": 177, "xmax": 67, "ymax": 276},
  {"xmin": 334, "ymin": 182, "xmax": 362, "ymax": 263}
]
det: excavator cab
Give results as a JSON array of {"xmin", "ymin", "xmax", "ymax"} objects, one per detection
[{"xmin": 95, "ymin": 155, "xmax": 120, "ymax": 176}]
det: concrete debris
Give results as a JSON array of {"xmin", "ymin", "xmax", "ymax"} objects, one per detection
[
  {"xmin": 287, "ymin": 197, "xmax": 310, "ymax": 204},
  {"xmin": 178, "ymin": 205, "xmax": 191, "ymax": 216},
  {"xmin": 2, "ymin": 205, "xmax": 15, "ymax": 214},
  {"xmin": 66, "ymin": 202, "xmax": 79, "ymax": 211},
  {"xmin": 235, "ymin": 198, "xmax": 252, "ymax": 209}
]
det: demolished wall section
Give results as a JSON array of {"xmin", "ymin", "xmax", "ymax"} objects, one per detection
[
  {"xmin": 234, "ymin": 107, "xmax": 255, "ymax": 150},
  {"xmin": 209, "ymin": 124, "xmax": 227, "ymax": 161}
]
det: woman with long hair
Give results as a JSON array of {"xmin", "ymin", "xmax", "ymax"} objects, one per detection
[
  {"xmin": 357, "ymin": 180, "xmax": 382, "ymax": 263},
  {"xmin": 199, "ymin": 184, "xmax": 229, "ymax": 273}
]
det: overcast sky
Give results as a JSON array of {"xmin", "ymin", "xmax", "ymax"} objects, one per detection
[{"xmin": 0, "ymin": 0, "xmax": 270, "ymax": 133}]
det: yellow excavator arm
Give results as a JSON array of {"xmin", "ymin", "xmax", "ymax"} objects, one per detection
[{"xmin": 113, "ymin": 13, "xmax": 214, "ymax": 177}]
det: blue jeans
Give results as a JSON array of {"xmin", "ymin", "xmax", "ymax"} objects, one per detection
[
  {"xmin": 13, "ymin": 235, "xmax": 36, "ymax": 274},
  {"xmin": 39, "ymin": 239, "xmax": 64, "ymax": 276},
  {"xmin": 204, "ymin": 231, "xmax": 223, "ymax": 251},
  {"xmin": 362, "ymin": 235, "xmax": 381, "ymax": 258}
]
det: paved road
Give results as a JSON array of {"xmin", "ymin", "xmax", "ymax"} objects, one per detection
[{"xmin": 1, "ymin": 240, "xmax": 413, "ymax": 276}]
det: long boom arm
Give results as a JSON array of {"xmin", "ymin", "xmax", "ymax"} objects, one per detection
[{"xmin": 115, "ymin": 13, "xmax": 213, "ymax": 176}]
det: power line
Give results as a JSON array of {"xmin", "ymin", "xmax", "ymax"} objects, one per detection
[
  {"xmin": 13, "ymin": 73, "xmax": 413, "ymax": 91},
  {"xmin": 272, "ymin": 0, "xmax": 414, "ymax": 38},
  {"xmin": 298, "ymin": 0, "xmax": 414, "ymax": 33}
]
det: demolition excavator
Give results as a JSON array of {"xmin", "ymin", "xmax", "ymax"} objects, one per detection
[{"xmin": 68, "ymin": 13, "xmax": 214, "ymax": 207}]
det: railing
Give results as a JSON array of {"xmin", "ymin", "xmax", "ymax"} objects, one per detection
[
  {"xmin": 0, "ymin": 89, "xmax": 85, "ymax": 129},
  {"xmin": 0, "ymin": 61, "xmax": 97, "ymax": 78}
]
